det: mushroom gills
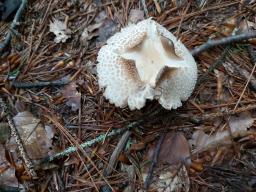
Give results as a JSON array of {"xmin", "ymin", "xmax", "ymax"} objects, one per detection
[{"xmin": 120, "ymin": 23, "xmax": 185, "ymax": 88}]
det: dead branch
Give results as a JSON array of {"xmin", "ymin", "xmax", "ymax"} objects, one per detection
[
  {"xmin": 0, "ymin": 0, "xmax": 27, "ymax": 54},
  {"xmin": 191, "ymin": 31, "xmax": 256, "ymax": 56},
  {"xmin": 11, "ymin": 78, "xmax": 70, "ymax": 88},
  {"xmin": 141, "ymin": 0, "xmax": 149, "ymax": 18}
]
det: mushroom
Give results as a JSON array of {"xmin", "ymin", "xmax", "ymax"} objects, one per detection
[{"xmin": 97, "ymin": 18, "xmax": 197, "ymax": 110}]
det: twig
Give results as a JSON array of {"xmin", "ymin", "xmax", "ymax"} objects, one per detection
[
  {"xmin": 141, "ymin": 0, "xmax": 149, "ymax": 18},
  {"xmin": 144, "ymin": 131, "xmax": 166, "ymax": 189},
  {"xmin": 196, "ymin": 47, "xmax": 229, "ymax": 86},
  {"xmin": 101, "ymin": 130, "xmax": 132, "ymax": 192},
  {"xmin": 11, "ymin": 78, "xmax": 70, "ymax": 88},
  {"xmin": 191, "ymin": 31, "xmax": 256, "ymax": 56},
  {"xmin": 42, "ymin": 109, "xmax": 165, "ymax": 163},
  {"xmin": 43, "ymin": 121, "xmax": 142, "ymax": 162},
  {"xmin": 44, "ymin": 127, "xmax": 124, "ymax": 162},
  {"xmin": 0, "ymin": 97, "xmax": 37, "ymax": 178},
  {"xmin": 104, "ymin": 130, "xmax": 131, "ymax": 176},
  {"xmin": 0, "ymin": 0, "xmax": 27, "ymax": 54}
]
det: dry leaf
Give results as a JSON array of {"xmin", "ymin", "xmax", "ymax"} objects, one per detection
[
  {"xmin": 190, "ymin": 112, "xmax": 255, "ymax": 152},
  {"xmin": 142, "ymin": 165, "xmax": 190, "ymax": 192},
  {"xmin": 158, "ymin": 133, "xmax": 191, "ymax": 165},
  {"xmin": 128, "ymin": 9, "xmax": 144, "ymax": 24},
  {"xmin": 97, "ymin": 20, "xmax": 117, "ymax": 44},
  {"xmin": 62, "ymin": 82, "xmax": 81, "ymax": 111},
  {"xmin": 7, "ymin": 111, "xmax": 53, "ymax": 159},
  {"xmin": 229, "ymin": 111, "xmax": 254, "ymax": 132},
  {"xmin": 142, "ymin": 133, "xmax": 191, "ymax": 192},
  {"xmin": 173, "ymin": 0, "xmax": 188, "ymax": 8},
  {"xmin": 238, "ymin": 19, "xmax": 256, "ymax": 33},
  {"xmin": 0, "ymin": 123, "xmax": 11, "ymax": 144},
  {"xmin": 0, "ymin": 144, "xmax": 20, "ymax": 188},
  {"xmin": 49, "ymin": 19, "xmax": 71, "ymax": 43}
]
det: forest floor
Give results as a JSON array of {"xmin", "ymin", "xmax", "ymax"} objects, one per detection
[{"xmin": 0, "ymin": 0, "xmax": 256, "ymax": 191}]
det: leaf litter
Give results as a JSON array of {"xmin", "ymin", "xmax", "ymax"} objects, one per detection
[
  {"xmin": 143, "ymin": 133, "xmax": 191, "ymax": 192},
  {"xmin": 7, "ymin": 111, "xmax": 54, "ymax": 160},
  {"xmin": 190, "ymin": 111, "xmax": 255, "ymax": 152},
  {"xmin": 1, "ymin": 0, "xmax": 256, "ymax": 191}
]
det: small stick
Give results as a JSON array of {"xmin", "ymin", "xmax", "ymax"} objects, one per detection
[
  {"xmin": 141, "ymin": 0, "xmax": 149, "ymax": 18},
  {"xmin": 0, "ymin": 97, "xmax": 37, "ymax": 178},
  {"xmin": 196, "ymin": 47, "xmax": 229, "ymax": 86},
  {"xmin": 191, "ymin": 31, "xmax": 256, "ymax": 56},
  {"xmin": 144, "ymin": 131, "xmax": 166, "ymax": 189},
  {"xmin": 101, "ymin": 130, "xmax": 132, "ymax": 192},
  {"xmin": 0, "ymin": 0, "xmax": 28, "ymax": 54},
  {"xmin": 42, "ymin": 109, "xmax": 165, "ymax": 163},
  {"xmin": 11, "ymin": 78, "xmax": 70, "ymax": 88},
  {"xmin": 104, "ymin": 130, "xmax": 131, "ymax": 176}
]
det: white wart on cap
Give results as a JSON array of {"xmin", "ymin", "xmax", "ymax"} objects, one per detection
[{"xmin": 97, "ymin": 19, "xmax": 197, "ymax": 110}]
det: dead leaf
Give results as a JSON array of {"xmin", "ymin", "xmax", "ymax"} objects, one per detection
[
  {"xmin": 238, "ymin": 19, "xmax": 256, "ymax": 33},
  {"xmin": 190, "ymin": 112, "xmax": 255, "ymax": 152},
  {"xmin": 49, "ymin": 18, "xmax": 71, "ymax": 43},
  {"xmin": 128, "ymin": 9, "xmax": 144, "ymax": 24},
  {"xmin": 229, "ymin": 111, "xmax": 254, "ymax": 133},
  {"xmin": 96, "ymin": 20, "xmax": 118, "ymax": 44},
  {"xmin": 158, "ymin": 132, "xmax": 191, "ymax": 166},
  {"xmin": 142, "ymin": 133, "xmax": 191, "ymax": 192},
  {"xmin": 142, "ymin": 164, "xmax": 190, "ymax": 192},
  {"xmin": 0, "ymin": 144, "xmax": 20, "ymax": 188},
  {"xmin": 62, "ymin": 82, "xmax": 81, "ymax": 111},
  {"xmin": 173, "ymin": 0, "xmax": 188, "ymax": 8},
  {"xmin": 0, "ymin": 123, "xmax": 11, "ymax": 144},
  {"xmin": 7, "ymin": 111, "xmax": 53, "ymax": 159}
]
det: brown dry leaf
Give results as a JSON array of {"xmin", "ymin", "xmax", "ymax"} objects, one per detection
[
  {"xmin": 80, "ymin": 23, "xmax": 103, "ymax": 46},
  {"xmin": 158, "ymin": 132, "xmax": 191, "ymax": 165},
  {"xmin": 173, "ymin": 0, "xmax": 188, "ymax": 8},
  {"xmin": 142, "ymin": 133, "xmax": 191, "ymax": 192},
  {"xmin": 0, "ymin": 123, "xmax": 11, "ymax": 144},
  {"xmin": 190, "ymin": 112, "xmax": 255, "ymax": 152},
  {"xmin": 7, "ymin": 111, "xmax": 54, "ymax": 159},
  {"xmin": 128, "ymin": 9, "xmax": 144, "ymax": 24},
  {"xmin": 62, "ymin": 82, "xmax": 81, "ymax": 111},
  {"xmin": 142, "ymin": 164, "xmax": 190, "ymax": 192},
  {"xmin": 0, "ymin": 144, "xmax": 20, "ymax": 189},
  {"xmin": 49, "ymin": 18, "xmax": 71, "ymax": 43},
  {"xmin": 229, "ymin": 111, "xmax": 254, "ymax": 133},
  {"xmin": 238, "ymin": 19, "xmax": 256, "ymax": 33}
]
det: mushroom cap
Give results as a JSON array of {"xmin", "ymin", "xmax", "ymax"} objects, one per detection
[{"xmin": 97, "ymin": 19, "xmax": 197, "ymax": 110}]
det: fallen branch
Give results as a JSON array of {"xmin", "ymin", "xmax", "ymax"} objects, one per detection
[
  {"xmin": 141, "ymin": 0, "xmax": 149, "ymax": 18},
  {"xmin": 0, "ymin": 0, "xmax": 27, "ymax": 54},
  {"xmin": 11, "ymin": 78, "xmax": 70, "ymax": 88},
  {"xmin": 191, "ymin": 31, "xmax": 256, "ymax": 55}
]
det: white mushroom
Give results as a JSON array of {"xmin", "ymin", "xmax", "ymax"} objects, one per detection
[{"xmin": 97, "ymin": 18, "xmax": 197, "ymax": 110}]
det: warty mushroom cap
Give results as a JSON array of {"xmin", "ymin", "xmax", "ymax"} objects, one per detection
[{"xmin": 97, "ymin": 18, "xmax": 197, "ymax": 110}]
